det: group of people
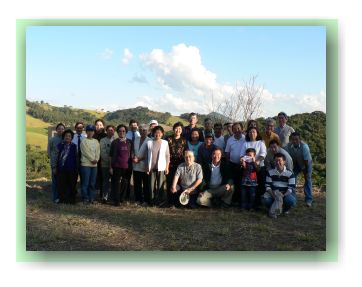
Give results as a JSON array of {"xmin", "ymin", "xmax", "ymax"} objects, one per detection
[{"xmin": 47, "ymin": 111, "xmax": 314, "ymax": 218}]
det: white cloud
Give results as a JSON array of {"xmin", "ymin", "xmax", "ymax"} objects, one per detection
[
  {"xmin": 99, "ymin": 48, "xmax": 114, "ymax": 60},
  {"xmin": 140, "ymin": 43, "xmax": 219, "ymax": 94},
  {"xmin": 122, "ymin": 48, "xmax": 133, "ymax": 65},
  {"xmin": 131, "ymin": 73, "xmax": 148, "ymax": 84},
  {"xmin": 137, "ymin": 43, "xmax": 326, "ymax": 117}
]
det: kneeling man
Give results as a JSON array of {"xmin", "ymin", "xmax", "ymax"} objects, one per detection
[
  {"xmin": 171, "ymin": 150, "xmax": 203, "ymax": 208},
  {"xmin": 262, "ymin": 153, "xmax": 296, "ymax": 217},
  {"xmin": 197, "ymin": 147, "xmax": 234, "ymax": 208}
]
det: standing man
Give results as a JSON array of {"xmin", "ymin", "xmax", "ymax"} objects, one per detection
[
  {"xmin": 72, "ymin": 121, "xmax": 86, "ymax": 194},
  {"xmin": 202, "ymin": 118, "xmax": 214, "ymax": 139},
  {"xmin": 99, "ymin": 125, "xmax": 117, "ymax": 203},
  {"xmin": 213, "ymin": 123, "xmax": 225, "ymax": 151},
  {"xmin": 47, "ymin": 122, "xmax": 65, "ymax": 203},
  {"xmin": 125, "ymin": 119, "xmax": 140, "ymax": 201},
  {"xmin": 285, "ymin": 132, "xmax": 313, "ymax": 207},
  {"xmin": 261, "ymin": 118, "xmax": 280, "ymax": 148},
  {"xmin": 148, "ymin": 119, "xmax": 158, "ymax": 138},
  {"xmin": 126, "ymin": 119, "xmax": 140, "ymax": 142},
  {"xmin": 224, "ymin": 122, "xmax": 245, "ymax": 205},
  {"xmin": 132, "ymin": 124, "xmax": 152, "ymax": 206},
  {"xmin": 274, "ymin": 112, "xmax": 295, "ymax": 147},
  {"xmin": 265, "ymin": 140, "xmax": 293, "ymax": 171},
  {"xmin": 182, "ymin": 112, "xmax": 204, "ymax": 142},
  {"xmin": 223, "ymin": 122, "xmax": 233, "ymax": 146}
]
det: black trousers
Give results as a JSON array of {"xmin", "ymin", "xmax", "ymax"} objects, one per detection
[
  {"xmin": 57, "ymin": 171, "xmax": 78, "ymax": 204},
  {"xmin": 111, "ymin": 168, "xmax": 129, "ymax": 204},
  {"xmin": 166, "ymin": 167, "xmax": 178, "ymax": 204},
  {"xmin": 133, "ymin": 170, "xmax": 149, "ymax": 203}
]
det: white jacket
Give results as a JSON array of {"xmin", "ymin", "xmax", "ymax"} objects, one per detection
[{"xmin": 147, "ymin": 139, "xmax": 169, "ymax": 172}]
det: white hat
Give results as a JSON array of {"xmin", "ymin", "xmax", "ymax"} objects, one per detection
[
  {"xmin": 149, "ymin": 119, "xmax": 158, "ymax": 126},
  {"xmin": 179, "ymin": 191, "xmax": 190, "ymax": 206}
]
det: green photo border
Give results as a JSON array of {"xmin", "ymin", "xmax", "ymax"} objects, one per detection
[{"xmin": 16, "ymin": 19, "xmax": 338, "ymax": 262}]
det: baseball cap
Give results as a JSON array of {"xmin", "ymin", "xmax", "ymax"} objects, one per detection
[
  {"xmin": 85, "ymin": 124, "xmax": 96, "ymax": 131},
  {"xmin": 149, "ymin": 120, "xmax": 159, "ymax": 126}
]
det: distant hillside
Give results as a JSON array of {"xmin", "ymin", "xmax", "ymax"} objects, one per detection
[{"xmin": 26, "ymin": 114, "xmax": 49, "ymax": 150}]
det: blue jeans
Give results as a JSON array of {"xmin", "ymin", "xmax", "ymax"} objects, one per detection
[
  {"xmin": 80, "ymin": 166, "xmax": 97, "ymax": 202},
  {"xmin": 240, "ymin": 185, "xmax": 256, "ymax": 210},
  {"xmin": 51, "ymin": 170, "xmax": 59, "ymax": 202},
  {"xmin": 294, "ymin": 163, "xmax": 313, "ymax": 203},
  {"xmin": 262, "ymin": 191, "xmax": 297, "ymax": 212}
]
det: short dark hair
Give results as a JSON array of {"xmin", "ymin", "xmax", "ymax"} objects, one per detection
[
  {"xmin": 224, "ymin": 122, "xmax": 233, "ymax": 126},
  {"xmin": 291, "ymin": 132, "xmax": 301, "ymax": 138},
  {"xmin": 173, "ymin": 122, "xmax": 184, "ymax": 130},
  {"xmin": 245, "ymin": 148, "xmax": 256, "ymax": 155},
  {"xmin": 278, "ymin": 112, "xmax": 288, "ymax": 119},
  {"xmin": 245, "ymin": 127, "xmax": 262, "ymax": 141},
  {"xmin": 274, "ymin": 152, "xmax": 286, "ymax": 161},
  {"xmin": 247, "ymin": 119, "xmax": 258, "ymax": 128},
  {"xmin": 62, "ymin": 129, "xmax": 74, "ymax": 140},
  {"xmin": 204, "ymin": 117, "xmax": 212, "ymax": 123},
  {"xmin": 74, "ymin": 121, "xmax": 84, "ymax": 129},
  {"xmin": 189, "ymin": 112, "xmax": 197, "ymax": 119},
  {"xmin": 116, "ymin": 124, "xmax": 128, "ymax": 133},
  {"xmin": 152, "ymin": 125, "xmax": 164, "ymax": 134},
  {"xmin": 232, "ymin": 122, "xmax": 243, "ymax": 130},
  {"xmin": 105, "ymin": 124, "xmax": 116, "ymax": 131},
  {"xmin": 190, "ymin": 127, "xmax": 200, "ymax": 137},
  {"xmin": 214, "ymin": 123, "xmax": 223, "ymax": 129},
  {"xmin": 55, "ymin": 123, "xmax": 65, "ymax": 130},
  {"xmin": 94, "ymin": 119, "xmax": 105, "ymax": 126},
  {"xmin": 213, "ymin": 146, "xmax": 224, "ymax": 154},
  {"xmin": 269, "ymin": 139, "xmax": 280, "ymax": 147},
  {"xmin": 129, "ymin": 119, "xmax": 138, "ymax": 126}
]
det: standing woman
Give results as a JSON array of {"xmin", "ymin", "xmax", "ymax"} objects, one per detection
[
  {"xmin": 109, "ymin": 124, "xmax": 133, "ymax": 206},
  {"xmin": 166, "ymin": 122, "xmax": 187, "ymax": 205},
  {"xmin": 48, "ymin": 123, "xmax": 65, "ymax": 203},
  {"xmin": 55, "ymin": 129, "xmax": 78, "ymax": 204},
  {"xmin": 99, "ymin": 125, "xmax": 117, "ymax": 203},
  {"xmin": 240, "ymin": 126, "xmax": 267, "ymax": 208},
  {"xmin": 137, "ymin": 126, "xmax": 170, "ymax": 207},
  {"xmin": 80, "ymin": 125, "xmax": 100, "ymax": 204},
  {"xmin": 94, "ymin": 119, "xmax": 107, "ymax": 201}
]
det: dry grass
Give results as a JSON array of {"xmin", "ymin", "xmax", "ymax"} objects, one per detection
[{"xmin": 26, "ymin": 181, "xmax": 326, "ymax": 251}]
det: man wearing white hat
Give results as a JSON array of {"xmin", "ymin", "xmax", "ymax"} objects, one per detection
[{"xmin": 148, "ymin": 119, "xmax": 158, "ymax": 138}]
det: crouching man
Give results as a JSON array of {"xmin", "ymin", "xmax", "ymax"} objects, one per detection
[
  {"xmin": 171, "ymin": 150, "xmax": 203, "ymax": 208},
  {"xmin": 197, "ymin": 147, "xmax": 234, "ymax": 208},
  {"xmin": 262, "ymin": 153, "xmax": 297, "ymax": 218}
]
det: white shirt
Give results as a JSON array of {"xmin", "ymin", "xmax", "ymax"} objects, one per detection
[
  {"xmin": 72, "ymin": 133, "xmax": 87, "ymax": 151},
  {"xmin": 214, "ymin": 135, "xmax": 225, "ymax": 150},
  {"xmin": 126, "ymin": 130, "xmax": 140, "ymax": 141},
  {"xmin": 240, "ymin": 140, "xmax": 267, "ymax": 166},
  {"xmin": 209, "ymin": 163, "xmax": 222, "ymax": 188},
  {"xmin": 225, "ymin": 135, "xmax": 246, "ymax": 164}
]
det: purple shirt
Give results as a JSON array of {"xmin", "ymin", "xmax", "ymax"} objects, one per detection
[{"xmin": 113, "ymin": 140, "xmax": 129, "ymax": 169}]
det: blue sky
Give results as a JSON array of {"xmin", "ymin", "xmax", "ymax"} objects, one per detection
[{"xmin": 26, "ymin": 26, "xmax": 326, "ymax": 117}]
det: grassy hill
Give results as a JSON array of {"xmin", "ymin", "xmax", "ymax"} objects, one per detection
[{"xmin": 26, "ymin": 114, "xmax": 49, "ymax": 151}]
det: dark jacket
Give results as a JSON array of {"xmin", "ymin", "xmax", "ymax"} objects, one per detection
[
  {"xmin": 201, "ymin": 159, "xmax": 233, "ymax": 190},
  {"xmin": 56, "ymin": 142, "xmax": 79, "ymax": 172}
]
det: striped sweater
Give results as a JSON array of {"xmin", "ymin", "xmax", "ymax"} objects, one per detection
[{"xmin": 265, "ymin": 166, "xmax": 296, "ymax": 196}]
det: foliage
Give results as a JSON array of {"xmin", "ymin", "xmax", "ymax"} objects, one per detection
[{"xmin": 26, "ymin": 144, "xmax": 50, "ymax": 179}]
